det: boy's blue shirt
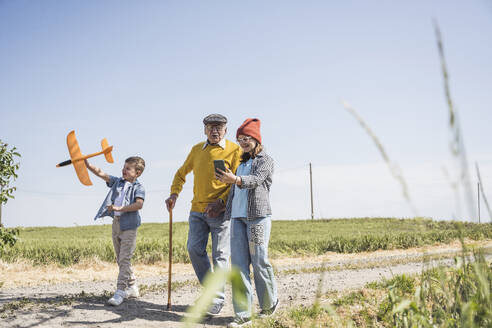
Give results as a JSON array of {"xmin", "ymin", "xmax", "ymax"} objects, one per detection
[{"xmin": 94, "ymin": 175, "xmax": 145, "ymax": 231}]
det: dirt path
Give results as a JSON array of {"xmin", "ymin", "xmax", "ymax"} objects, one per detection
[{"xmin": 1, "ymin": 241, "xmax": 491, "ymax": 328}]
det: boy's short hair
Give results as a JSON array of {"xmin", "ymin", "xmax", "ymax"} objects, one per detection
[{"xmin": 125, "ymin": 156, "xmax": 145, "ymax": 173}]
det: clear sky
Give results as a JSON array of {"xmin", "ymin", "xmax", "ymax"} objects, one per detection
[{"xmin": 1, "ymin": 1, "xmax": 491, "ymax": 227}]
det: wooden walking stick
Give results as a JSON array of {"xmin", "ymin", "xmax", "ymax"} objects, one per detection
[{"xmin": 167, "ymin": 209, "xmax": 173, "ymax": 310}]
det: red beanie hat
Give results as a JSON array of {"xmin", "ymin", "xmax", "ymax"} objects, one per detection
[{"xmin": 237, "ymin": 118, "xmax": 261, "ymax": 144}]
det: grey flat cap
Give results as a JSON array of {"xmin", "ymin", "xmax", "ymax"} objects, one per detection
[{"xmin": 203, "ymin": 114, "xmax": 227, "ymax": 125}]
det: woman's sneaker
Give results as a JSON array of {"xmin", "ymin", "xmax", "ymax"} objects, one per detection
[
  {"xmin": 125, "ymin": 285, "xmax": 140, "ymax": 298},
  {"xmin": 206, "ymin": 302, "xmax": 224, "ymax": 316},
  {"xmin": 227, "ymin": 317, "xmax": 252, "ymax": 327},
  {"xmin": 259, "ymin": 299, "xmax": 279, "ymax": 318},
  {"xmin": 108, "ymin": 289, "xmax": 127, "ymax": 306}
]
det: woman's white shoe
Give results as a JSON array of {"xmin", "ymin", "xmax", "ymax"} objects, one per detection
[{"xmin": 125, "ymin": 285, "xmax": 140, "ymax": 298}]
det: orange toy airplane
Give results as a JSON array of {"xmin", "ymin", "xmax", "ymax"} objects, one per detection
[{"xmin": 56, "ymin": 130, "xmax": 114, "ymax": 186}]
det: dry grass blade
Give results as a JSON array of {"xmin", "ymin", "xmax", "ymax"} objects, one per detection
[
  {"xmin": 434, "ymin": 21, "xmax": 476, "ymax": 220},
  {"xmin": 342, "ymin": 100, "xmax": 419, "ymax": 216},
  {"xmin": 475, "ymin": 162, "xmax": 492, "ymax": 221}
]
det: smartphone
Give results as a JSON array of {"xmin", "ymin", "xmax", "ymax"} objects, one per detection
[{"xmin": 213, "ymin": 160, "xmax": 227, "ymax": 174}]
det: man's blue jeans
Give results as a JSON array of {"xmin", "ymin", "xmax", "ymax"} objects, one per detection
[
  {"xmin": 231, "ymin": 216, "xmax": 277, "ymax": 319},
  {"xmin": 187, "ymin": 211, "xmax": 230, "ymax": 305}
]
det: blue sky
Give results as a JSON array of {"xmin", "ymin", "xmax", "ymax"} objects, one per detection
[{"xmin": 1, "ymin": 1, "xmax": 491, "ymax": 227}]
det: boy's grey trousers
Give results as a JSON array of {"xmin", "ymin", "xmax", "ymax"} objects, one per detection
[{"xmin": 112, "ymin": 217, "xmax": 137, "ymax": 291}]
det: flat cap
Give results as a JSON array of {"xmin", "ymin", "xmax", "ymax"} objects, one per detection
[{"xmin": 203, "ymin": 114, "xmax": 227, "ymax": 125}]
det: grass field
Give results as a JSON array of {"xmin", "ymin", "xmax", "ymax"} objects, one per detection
[{"xmin": 2, "ymin": 218, "xmax": 491, "ymax": 266}]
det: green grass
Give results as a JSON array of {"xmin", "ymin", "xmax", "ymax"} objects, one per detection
[
  {"xmin": 269, "ymin": 218, "xmax": 492, "ymax": 255},
  {"xmin": 257, "ymin": 247, "xmax": 492, "ymax": 327},
  {"xmin": 378, "ymin": 248, "xmax": 492, "ymax": 327},
  {"xmin": 2, "ymin": 218, "xmax": 492, "ymax": 266},
  {"xmin": 365, "ymin": 274, "xmax": 416, "ymax": 294}
]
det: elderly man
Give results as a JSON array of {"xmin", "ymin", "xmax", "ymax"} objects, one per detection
[{"xmin": 165, "ymin": 114, "xmax": 241, "ymax": 315}]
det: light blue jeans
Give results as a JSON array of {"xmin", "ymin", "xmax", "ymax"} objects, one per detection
[
  {"xmin": 231, "ymin": 216, "xmax": 277, "ymax": 319},
  {"xmin": 187, "ymin": 211, "xmax": 230, "ymax": 305}
]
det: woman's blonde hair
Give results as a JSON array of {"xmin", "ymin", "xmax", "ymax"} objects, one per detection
[{"xmin": 240, "ymin": 141, "xmax": 263, "ymax": 163}]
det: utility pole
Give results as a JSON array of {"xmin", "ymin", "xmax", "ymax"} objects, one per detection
[{"xmin": 309, "ymin": 163, "xmax": 314, "ymax": 220}]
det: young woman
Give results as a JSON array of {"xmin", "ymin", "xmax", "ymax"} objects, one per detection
[{"xmin": 216, "ymin": 118, "xmax": 278, "ymax": 327}]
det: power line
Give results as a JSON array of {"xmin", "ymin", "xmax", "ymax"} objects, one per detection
[
  {"xmin": 15, "ymin": 186, "xmax": 192, "ymax": 196},
  {"xmin": 16, "ymin": 188, "xmax": 93, "ymax": 197}
]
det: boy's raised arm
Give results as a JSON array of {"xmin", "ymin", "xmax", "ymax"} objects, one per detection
[{"xmin": 85, "ymin": 160, "xmax": 110, "ymax": 183}]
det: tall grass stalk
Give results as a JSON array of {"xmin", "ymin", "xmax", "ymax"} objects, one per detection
[
  {"xmin": 475, "ymin": 162, "xmax": 492, "ymax": 221},
  {"xmin": 313, "ymin": 261, "xmax": 345, "ymax": 325},
  {"xmin": 381, "ymin": 24, "xmax": 490, "ymax": 327},
  {"xmin": 182, "ymin": 267, "xmax": 247, "ymax": 326},
  {"xmin": 342, "ymin": 100, "xmax": 418, "ymax": 216},
  {"xmin": 434, "ymin": 21, "xmax": 476, "ymax": 221}
]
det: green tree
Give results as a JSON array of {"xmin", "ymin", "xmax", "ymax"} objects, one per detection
[{"xmin": 0, "ymin": 140, "xmax": 21, "ymax": 227}]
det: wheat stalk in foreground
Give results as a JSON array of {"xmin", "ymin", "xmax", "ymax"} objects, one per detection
[
  {"xmin": 342, "ymin": 100, "xmax": 418, "ymax": 216},
  {"xmin": 434, "ymin": 21, "xmax": 476, "ymax": 220}
]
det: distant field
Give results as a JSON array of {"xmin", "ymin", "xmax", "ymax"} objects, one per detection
[{"xmin": 2, "ymin": 218, "xmax": 491, "ymax": 266}]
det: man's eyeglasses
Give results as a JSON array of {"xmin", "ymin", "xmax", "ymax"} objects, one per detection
[
  {"xmin": 206, "ymin": 125, "xmax": 225, "ymax": 132},
  {"xmin": 237, "ymin": 136, "xmax": 253, "ymax": 143}
]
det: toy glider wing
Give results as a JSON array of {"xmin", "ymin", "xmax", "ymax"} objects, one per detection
[
  {"xmin": 101, "ymin": 138, "xmax": 114, "ymax": 163},
  {"xmin": 67, "ymin": 131, "xmax": 92, "ymax": 186}
]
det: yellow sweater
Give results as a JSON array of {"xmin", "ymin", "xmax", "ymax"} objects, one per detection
[{"xmin": 170, "ymin": 139, "xmax": 242, "ymax": 212}]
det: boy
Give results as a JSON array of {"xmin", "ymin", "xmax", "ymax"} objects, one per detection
[{"xmin": 85, "ymin": 156, "xmax": 146, "ymax": 306}]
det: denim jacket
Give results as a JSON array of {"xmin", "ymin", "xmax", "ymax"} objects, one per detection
[
  {"xmin": 224, "ymin": 150, "xmax": 273, "ymax": 220},
  {"xmin": 94, "ymin": 175, "xmax": 145, "ymax": 231}
]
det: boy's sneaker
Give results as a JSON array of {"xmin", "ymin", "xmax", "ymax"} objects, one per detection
[
  {"xmin": 227, "ymin": 317, "xmax": 252, "ymax": 327},
  {"xmin": 125, "ymin": 285, "xmax": 140, "ymax": 298},
  {"xmin": 205, "ymin": 302, "xmax": 224, "ymax": 316},
  {"xmin": 108, "ymin": 289, "xmax": 127, "ymax": 306},
  {"xmin": 259, "ymin": 299, "xmax": 279, "ymax": 318}
]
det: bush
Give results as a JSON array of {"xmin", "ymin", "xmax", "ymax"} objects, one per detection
[{"xmin": 0, "ymin": 227, "xmax": 19, "ymax": 253}]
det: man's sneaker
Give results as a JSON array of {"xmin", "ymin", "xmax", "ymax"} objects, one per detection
[
  {"xmin": 205, "ymin": 302, "xmax": 224, "ymax": 316},
  {"xmin": 125, "ymin": 285, "xmax": 139, "ymax": 298},
  {"xmin": 227, "ymin": 317, "xmax": 252, "ymax": 327},
  {"xmin": 259, "ymin": 299, "xmax": 279, "ymax": 318},
  {"xmin": 108, "ymin": 289, "xmax": 127, "ymax": 306}
]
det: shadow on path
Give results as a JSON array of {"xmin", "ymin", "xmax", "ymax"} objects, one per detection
[
  {"xmin": 1, "ymin": 293, "xmax": 191, "ymax": 327},
  {"xmin": 67, "ymin": 299, "xmax": 188, "ymax": 325},
  {"xmin": 1, "ymin": 292, "xmax": 235, "ymax": 327}
]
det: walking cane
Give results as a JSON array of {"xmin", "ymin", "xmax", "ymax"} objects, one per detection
[{"xmin": 167, "ymin": 209, "xmax": 173, "ymax": 310}]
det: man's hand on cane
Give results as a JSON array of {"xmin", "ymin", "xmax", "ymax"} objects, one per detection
[{"xmin": 165, "ymin": 194, "xmax": 178, "ymax": 212}]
